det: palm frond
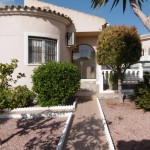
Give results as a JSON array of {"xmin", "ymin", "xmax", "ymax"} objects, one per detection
[
  {"xmin": 137, "ymin": 0, "xmax": 146, "ymax": 10},
  {"xmin": 111, "ymin": 0, "xmax": 120, "ymax": 11},
  {"xmin": 91, "ymin": 0, "xmax": 146, "ymax": 12},
  {"xmin": 123, "ymin": 0, "xmax": 126, "ymax": 13},
  {"xmin": 91, "ymin": 0, "xmax": 109, "ymax": 8}
]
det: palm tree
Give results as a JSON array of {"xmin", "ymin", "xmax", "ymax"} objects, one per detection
[{"xmin": 91, "ymin": 0, "xmax": 150, "ymax": 32}]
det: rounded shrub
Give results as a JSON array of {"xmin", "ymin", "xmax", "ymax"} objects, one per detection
[
  {"xmin": 12, "ymin": 85, "xmax": 36, "ymax": 108},
  {"xmin": 32, "ymin": 61, "xmax": 80, "ymax": 106},
  {"xmin": 134, "ymin": 72, "xmax": 150, "ymax": 111}
]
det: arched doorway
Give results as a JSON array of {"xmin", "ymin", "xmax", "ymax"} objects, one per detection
[{"xmin": 72, "ymin": 44, "xmax": 96, "ymax": 79}]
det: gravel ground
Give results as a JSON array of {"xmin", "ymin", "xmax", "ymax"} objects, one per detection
[
  {"xmin": 0, "ymin": 117, "xmax": 66, "ymax": 150},
  {"xmin": 100, "ymin": 99, "xmax": 150, "ymax": 150}
]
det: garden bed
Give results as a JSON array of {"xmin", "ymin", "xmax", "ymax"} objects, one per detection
[
  {"xmin": 0, "ymin": 117, "xmax": 66, "ymax": 150},
  {"xmin": 0, "ymin": 110, "xmax": 73, "ymax": 150},
  {"xmin": 100, "ymin": 99, "xmax": 150, "ymax": 150}
]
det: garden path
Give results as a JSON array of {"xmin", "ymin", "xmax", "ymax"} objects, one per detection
[{"xmin": 62, "ymin": 94, "xmax": 109, "ymax": 150}]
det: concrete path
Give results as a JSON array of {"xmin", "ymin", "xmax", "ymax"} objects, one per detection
[{"xmin": 62, "ymin": 95, "xmax": 109, "ymax": 150}]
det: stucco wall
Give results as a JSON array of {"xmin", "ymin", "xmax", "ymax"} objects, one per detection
[
  {"xmin": 24, "ymin": 0, "xmax": 106, "ymax": 32},
  {"xmin": 0, "ymin": 14, "xmax": 70, "ymax": 89},
  {"xmin": 76, "ymin": 36, "xmax": 98, "ymax": 50},
  {"xmin": 141, "ymin": 34, "xmax": 150, "ymax": 61}
]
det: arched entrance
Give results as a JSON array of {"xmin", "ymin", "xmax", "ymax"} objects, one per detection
[{"xmin": 72, "ymin": 44, "xmax": 96, "ymax": 79}]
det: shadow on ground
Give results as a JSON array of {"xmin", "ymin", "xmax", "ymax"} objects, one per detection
[
  {"xmin": 0, "ymin": 118, "xmax": 65, "ymax": 149},
  {"xmin": 63, "ymin": 96, "xmax": 109, "ymax": 150},
  {"xmin": 117, "ymin": 140, "xmax": 150, "ymax": 150}
]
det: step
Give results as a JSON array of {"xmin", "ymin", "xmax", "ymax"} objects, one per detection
[{"xmin": 79, "ymin": 80, "xmax": 99, "ymax": 92}]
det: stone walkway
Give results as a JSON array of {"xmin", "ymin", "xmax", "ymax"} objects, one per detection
[{"xmin": 62, "ymin": 95, "xmax": 109, "ymax": 150}]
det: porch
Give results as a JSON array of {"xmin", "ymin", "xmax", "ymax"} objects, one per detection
[{"xmin": 97, "ymin": 62, "xmax": 150, "ymax": 93}]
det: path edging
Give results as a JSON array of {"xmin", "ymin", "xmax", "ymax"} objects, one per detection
[
  {"xmin": 0, "ymin": 112, "xmax": 72, "ymax": 119},
  {"xmin": 3, "ymin": 98, "xmax": 77, "ymax": 112},
  {"xmin": 56, "ymin": 112, "xmax": 73, "ymax": 150},
  {"xmin": 96, "ymin": 97, "xmax": 115, "ymax": 150}
]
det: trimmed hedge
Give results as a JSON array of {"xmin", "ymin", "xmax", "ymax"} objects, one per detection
[
  {"xmin": 134, "ymin": 72, "xmax": 150, "ymax": 111},
  {"xmin": 32, "ymin": 61, "xmax": 80, "ymax": 106}
]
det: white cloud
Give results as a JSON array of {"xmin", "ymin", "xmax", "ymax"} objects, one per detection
[{"xmin": 0, "ymin": 0, "xmax": 15, "ymax": 7}]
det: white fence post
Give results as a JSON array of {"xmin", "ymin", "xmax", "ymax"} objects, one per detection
[
  {"xmin": 99, "ymin": 70, "xmax": 104, "ymax": 93},
  {"xmin": 96, "ymin": 64, "xmax": 100, "ymax": 84},
  {"xmin": 139, "ymin": 63, "xmax": 143, "ymax": 80}
]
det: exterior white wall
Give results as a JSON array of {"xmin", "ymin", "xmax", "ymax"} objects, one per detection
[
  {"xmin": 24, "ymin": 0, "xmax": 106, "ymax": 32},
  {"xmin": 76, "ymin": 36, "xmax": 98, "ymax": 49},
  {"xmin": 141, "ymin": 34, "xmax": 150, "ymax": 61},
  {"xmin": 0, "ymin": 0, "xmax": 107, "ymax": 90},
  {"xmin": 0, "ymin": 14, "xmax": 69, "ymax": 89}
]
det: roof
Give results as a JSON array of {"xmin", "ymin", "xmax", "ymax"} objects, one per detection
[
  {"xmin": 0, "ymin": 5, "xmax": 72, "ymax": 25},
  {"xmin": 141, "ymin": 34, "xmax": 150, "ymax": 41},
  {"xmin": 24, "ymin": 0, "xmax": 106, "ymax": 32}
]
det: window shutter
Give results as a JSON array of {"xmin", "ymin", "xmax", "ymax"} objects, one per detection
[{"xmin": 67, "ymin": 32, "xmax": 75, "ymax": 46}]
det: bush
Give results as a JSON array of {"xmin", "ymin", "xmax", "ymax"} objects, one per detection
[
  {"xmin": 12, "ymin": 85, "xmax": 36, "ymax": 108},
  {"xmin": 134, "ymin": 72, "xmax": 150, "ymax": 111},
  {"xmin": 32, "ymin": 61, "xmax": 80, "ymax": 106},
  {"xmin": 109, "ymin": 72, "xmax": 118, "ymax": 85},
  {"xmin": 0, "ymin": 86, "xmax": 36, "ymax": 111},
  {"xmin": 0, "ymin": 89, "xmax": 13, "ymax": 111},
  {"xmin": 0, "ymin": 59, "xmax": 35, "ymax": 111}
]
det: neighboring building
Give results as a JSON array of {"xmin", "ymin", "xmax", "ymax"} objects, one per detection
[
  {"xmin": 0, "ymin": 0, "xmax": 106, "ymax": 89},
  {"xmin": 130, "ymin": 34, "xmax": 150, "ymax": 71},
  {"xmin": 140, "ymin": 34, "xmax": 150, "ymax": 72}
]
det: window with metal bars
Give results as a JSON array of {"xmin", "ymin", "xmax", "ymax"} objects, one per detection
[{"xmin": 28, "ymin": 36, "xmax": 57, "ymax": 64}]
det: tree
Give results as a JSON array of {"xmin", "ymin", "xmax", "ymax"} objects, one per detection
[
  {"xmin": 91, "ymin": 0, "xmax": 150, "ymax": 32},
  {"xmin": 96, "ymin": 25, "xmax": 142, "ymax": 103}
]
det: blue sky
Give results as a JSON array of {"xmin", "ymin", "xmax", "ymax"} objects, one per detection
[{"xmin": 1, "ymin": 0, "xmax": 150, "ymax": 35}]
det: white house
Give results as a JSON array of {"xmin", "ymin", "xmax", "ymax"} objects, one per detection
[
  {"xmin": 0, "ymin": 0, "xmax": 149, "ymax": 93},
  {"xmin": 0, "ymin": 0, "xmax": 106, "ymax": 90}
]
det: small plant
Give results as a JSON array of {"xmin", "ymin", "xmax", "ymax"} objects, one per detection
[
  {"xmin": 108, "ymin": 72, "xmax": 118, "ymax": 89},
  {"xmin": 0, "ymin": 59, "xmax": 35, "ymax": 111},
  {"xmin": 109, "ymin": 72, "xmax": 118, "ymax": 85},
  {"xmin": 32, "ymin": 61, "xmax": 80, "ymax": 106},
  {"xmin": 134, "ymin": 72, "xmax": 150, "ymax": 111},
  {"xmin": 12, "ymin": 85, "xmax": 36, "ymax": 108}
]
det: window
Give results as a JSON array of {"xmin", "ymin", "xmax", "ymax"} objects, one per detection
[
  {"xmin": 67, "ymin": 32, "xmax": 75, "ymax": 46},
  {"xmin": 28, "ymin": 37, "xmax": 57, "ymax": 64}
]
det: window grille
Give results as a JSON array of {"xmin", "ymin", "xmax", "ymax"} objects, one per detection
[{"xmin": 28, "ymin": 37, "xmax": 57, "ymax": 64}]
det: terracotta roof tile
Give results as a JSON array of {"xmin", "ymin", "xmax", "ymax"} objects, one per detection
[{"xmin": 0, "ymin": 5, "xmax": 72, "ymax": 23}]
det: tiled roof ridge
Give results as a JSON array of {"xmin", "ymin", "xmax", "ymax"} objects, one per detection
[{"xmin": 0, "ymin": 5, "xmax": 72, "ymax": 23}]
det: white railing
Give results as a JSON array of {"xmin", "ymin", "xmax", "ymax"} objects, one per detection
[{"xmin": 99, "ymin": 66, "xmax": 145, "ymax": 93}]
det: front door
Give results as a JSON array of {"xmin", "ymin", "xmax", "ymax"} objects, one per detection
[{"xmin": 72, "ymin": 44, "xmax": 96, "ymax": 79}]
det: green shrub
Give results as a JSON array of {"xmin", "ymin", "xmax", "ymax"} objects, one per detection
[
  {"xmin": 109, "ymin": 72, "xmax": 118, "ymax": 85},
  {"xmin": 0, "ymin": 86, "xmax": 36, "ymax": 111},
  {"xmin": 0, "ymin": 89, "xmax": 13, "ymax": 111},
  {"xmin": 32, "ymin": 61, "xmax": 80, "ymax": 106},
  {"xmin": 134, "ymin": 72, "xmax": 150, "ymax": 111},
  {"xmin": 12, "ymin": 85, "xmax": 36, "ymax": 108},
  {"xmin": 0, "ymin": 59, "xmax": 35, "ymax": 111}
]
